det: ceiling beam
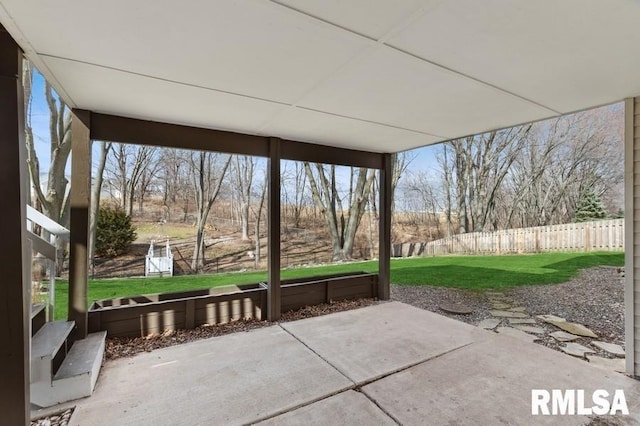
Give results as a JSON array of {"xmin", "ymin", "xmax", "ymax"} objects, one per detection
[
  {"xmin": 91, "ymin": 113, "xmax": 270, "ymax": 157},
  {"xmin": 90, "ymin": 112, "xmax": 384, "ymax": 169},
  {"xmin": 280, "ymin": 139, "xmax": 382, "ymax": 169}
]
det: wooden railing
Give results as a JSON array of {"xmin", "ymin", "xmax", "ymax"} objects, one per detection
[
  {"xmin": 26, "ymin": 205, "xmax": 69, "ymax": 320},
  {"xmin": 88, "ymin": 273, "xmax": 378, "ymax": 337}
]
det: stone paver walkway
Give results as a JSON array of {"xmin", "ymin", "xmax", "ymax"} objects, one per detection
[{"xmin": 481, "ymin": 291, "xmax": 622, "ymax": 372}]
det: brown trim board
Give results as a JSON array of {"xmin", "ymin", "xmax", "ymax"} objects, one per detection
[{"xmin": 90, "ymin": 113, "xmax": 383, "ymax": 169}]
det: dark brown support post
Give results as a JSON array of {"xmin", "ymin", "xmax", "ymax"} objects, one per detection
[
  {"xmin": 68, "ymin": 109, "xmax": 91, "ymax": 340},
  {"xmin": 378, "ymin": 153, "xmax": 392, "ymax": 300},
  {"xmin": 267, "ymin": 138, "xmax": 281, "ymax": 320},
  {"xmin": 0, "ymin": 26, "xmax": 30, "ymax": 426}
]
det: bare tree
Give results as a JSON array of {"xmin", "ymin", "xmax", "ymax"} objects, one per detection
[
  {"xmin": 189, "ymin": 152, "xmax": 232, "ymax": 272},
  {"xmin": 253, "ymin": 169, "xmax": 268, "ymax": 268},
  {"xmin": 106, "ymin": 143, "xmax": 157, "ymax": 216},
  {"xmin": 432, "ymin": 104, "xmax": 623, "ymax": 235},
  {"xmin": 304, "ymin": 163, "xmax": 375, "ymax": 260},
  {"xmin": 504, "ymin": 107, "xmax": 623, "ymax": 227},
  {"xmin": 281, "ymin": 161, "xmax": 309, "ymax": 230},
  {"xmin": 441, "ymin": 126, "xmax": 531, "ymax": 233},
  {"xmin": 396, "ymin": 171, "xmax": 443, "ymax": 240},
  {"xmin": 231, "ymin": 155, "xmax": 255, "ymax": 240},
  {"xmin": 135, "ymin": 158, "xmax": 161, "ymax": 215},
  {"xmin": 24, "ymin": 63, "xmax": 72, "ymax": 273}
]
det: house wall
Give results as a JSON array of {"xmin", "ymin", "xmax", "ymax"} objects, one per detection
[{"xmin": 625, "ymin": 97, "xmax": 639, "ymax": 375}]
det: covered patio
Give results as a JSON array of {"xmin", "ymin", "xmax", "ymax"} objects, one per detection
[
  {"xmin": 2, "ymin": 1, "xmax": 640, "ymax": 424},
  {"xmin": 71, "ymin": 302, "xmax": 640, "ymax": 425}
]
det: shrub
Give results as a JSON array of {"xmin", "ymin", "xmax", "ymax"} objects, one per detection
[
  {"xmin": 573, "ymin": 190, "xmax": 607, "ymax": 223},
  {"xmin": 95, "ymin": 207, "xmax": 137, "ymax": 257}
]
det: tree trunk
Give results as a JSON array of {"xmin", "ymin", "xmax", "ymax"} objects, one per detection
[
  {"xmin": 304, "ymin": 163, "xmax": 375, "ymax": 261},
  {"xmin": 190, "ymin": 152, "xmax": 231, "ymax": 272},
  {"xmin": 254, "ymin": 170, "xmax": 268, "ymax": 268},
  {"xmin": 88, "ymin": 141, "xmax": 111, "ymax": 274}
]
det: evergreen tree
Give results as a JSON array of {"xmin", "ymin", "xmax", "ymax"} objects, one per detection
[
  {"xmin": 95, "ymin": 207, "xmax": 137, "ymax": 257},
  {"xmin": 573, "ymin": 190, "xmax": 607, "ymax": 222}
]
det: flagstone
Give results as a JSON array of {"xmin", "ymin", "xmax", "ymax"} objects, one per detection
[
  {"xmin": 496, "ymin": 327, "xmax": 537, "ymax": 343},
  {"xmin": 508, "ymin": 318, "xmax": 537, "ymax": 325},
  {"xmin": 491, "ymin": 302, "xmax": 511, "ymax": 310},
  {"xmin": 549, "ymin": 331, "xmax": 580, "ymax": 342},
  {"xmin": 591, "ymin": 341, "xmax": 625, "ymax": 357},
  {"xmin": 549, "ymin": 321, "xmax": 598, "ymax": 338},
  {"xmin": 561, "ymin": 343, "xmax": 595, "ymax": 358},
  {"xmin": 537, "ymin": 314, "xmax": 566, "ymax": 323},
  {"xmin": 512, "ymin": 325, "xmax": 545, "ymax": 334}
]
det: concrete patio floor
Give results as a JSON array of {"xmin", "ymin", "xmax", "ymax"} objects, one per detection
[{"xmin": 68, "ymin": 302, "xmax": 640, "ymax": 425}]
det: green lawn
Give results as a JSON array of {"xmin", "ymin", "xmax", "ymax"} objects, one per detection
[{"xmin": 52, "ymin": 251, "xmax": 623, "ymax": 320}]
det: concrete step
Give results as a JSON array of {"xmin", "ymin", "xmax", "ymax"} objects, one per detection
[
  {"xmin": 32, "ymin": 331, "xmax": 107, "ymax": 407},
  {"xmin": 31, "ymin": 303, "xmax": 46, "ymax": 336},
  {"xmin": 31, "ymin": 320, "xmax": 74, "ymax": 383}
]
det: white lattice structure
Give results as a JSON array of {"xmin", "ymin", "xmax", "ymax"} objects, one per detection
[{"xmin": 145, "ymin": 240, "xmax": 174, "ymax": 277}]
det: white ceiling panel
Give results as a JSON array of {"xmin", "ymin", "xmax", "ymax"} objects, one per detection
[
  {"xmin": 387, "ymin": 0, "xmax": 640, "ymax": 113},
  {"xmin": 273, "ymin": 0, "xmax": 433, "ymax": 40},
  {"xmin": 2, "ymin": 0, "xmax": 640, "ymax": 153},
  {"xmin": 42, "ymin": 57, "xmax": 286, "ymax": 136},
  {"xmin": 297, "ymin": 46, "xmax": 555, "ymax": 139},
  {"xmin": 3, "ymin": 0, "xmax": 371, "ymax": 104},
  {"xmin": 262, "ymin": 107, "xmax": 440, "ymax": 152}
]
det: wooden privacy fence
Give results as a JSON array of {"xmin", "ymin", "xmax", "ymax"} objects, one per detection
[{"xmin": 392, "ymin": 219, "xmax": 624, "ymax": 257}]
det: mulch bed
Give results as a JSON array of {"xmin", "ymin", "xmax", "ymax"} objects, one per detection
[
  {"xmin": 106, "ymin": 298, "xmax": 379, "ymax": 360},
  {"xmin": 31, "ymin": 408, "xmax": 73, "ymax": 426}
]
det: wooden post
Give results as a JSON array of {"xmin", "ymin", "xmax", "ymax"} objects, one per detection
[
  {"xmin": 378, "ymin": 153, "xmax": 392, "ymax": 300},
  {"xmin": 0, "ymin": 26, "xmax": 30, "ymax": 426},
  {"xmin": 267, "ymin": 138, "xmax": 281, "ymax": 320},
  {"xmin": 68, "ymin": 110, "xmax": 91, "ymax": 341}
]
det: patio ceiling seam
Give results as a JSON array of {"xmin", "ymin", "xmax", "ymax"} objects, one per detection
[
  {"xmin": 293, "ymin": 105, "xmax": 447, "ymax": 140},
  {"xmin": 37, "ymin": 53, "xmax": 292, "ymax": 118},
  {"xmin": 382, "ymin": 44, "xmax": 563, "ymax": 116},
  {"xmin": 267, "ymin": 0, "xmax": 562, "ymax": 118},
  {"xmin": 38, "ymin": 53, "xmax": 444, "ymax": 147}
]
